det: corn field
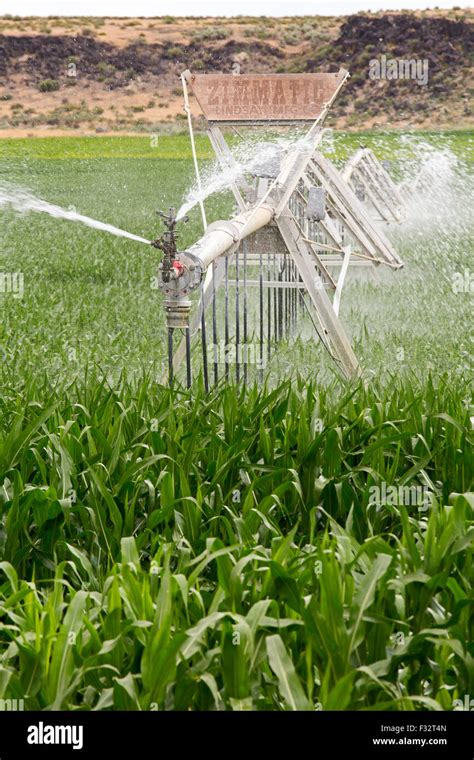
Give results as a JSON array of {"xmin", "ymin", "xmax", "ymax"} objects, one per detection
[
  {"xmin": 0, "ymin": 134, "xmax": 472, "ymax": 713},
  {"xmin": 0, "ymin": 373, "xmax": 472, "ymax": 710}
]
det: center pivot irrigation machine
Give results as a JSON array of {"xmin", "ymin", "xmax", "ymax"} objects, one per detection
[{"xmin": 151, "ymin": 69, "xmax": 405, "ymax": 388}]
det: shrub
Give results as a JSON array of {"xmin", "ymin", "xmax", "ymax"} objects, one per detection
[
  {"xmin": 244, "ymin": 26, "xmax": 271, "ymax": 39},
  {"xmin": 38, "ymin": 79, "xmax": 60, "ymax": 93},
  {"xmin": 97, "ymin": 62, "xmax": 115, "ymax": 75},
  {"xmin": 281, "ymin": 30, "xmax": 300, "ymax": 46},
  {"xmin": 192, "ymin": 26, "xmax": 229, "ymax": 41},
  {"xmin": 166, "ymin": 47, "xmax": 183, "ymax": 60}
]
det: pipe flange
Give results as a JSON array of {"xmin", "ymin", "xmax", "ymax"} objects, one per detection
[{"xmin": 157, "ymin": 252, "xmax": 203, "ymax": 298}]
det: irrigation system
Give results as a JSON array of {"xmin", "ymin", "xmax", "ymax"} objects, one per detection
[{"xmin": 153, "ymin": 69, "xmax": 406, "ymax": 388}]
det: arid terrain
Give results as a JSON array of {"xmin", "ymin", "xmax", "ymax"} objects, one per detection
[{"xmin": 0, "ymin": 10, "xmax": 472, "ymax": 135}]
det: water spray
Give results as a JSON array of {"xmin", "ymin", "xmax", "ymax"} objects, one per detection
[
  {"xmin": 155, "ymin": 67, "xmax": 408, "ymax": 387},
  {"xmin": 0, "ymin": 183, "xmax": 151, "ymax": 245}
]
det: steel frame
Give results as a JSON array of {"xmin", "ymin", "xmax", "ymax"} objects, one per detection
[
  {"xmin": 342, "ymin": 147, "xmax": 406, "ymax": 223},
  {"xmin": 162, "ymin": 70, "xmax": 404, "ymax": 383}
]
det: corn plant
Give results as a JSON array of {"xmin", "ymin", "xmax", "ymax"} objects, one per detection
[{"xmin": 0, "ymin": 373, "xmax": 472, "ymax": 710}]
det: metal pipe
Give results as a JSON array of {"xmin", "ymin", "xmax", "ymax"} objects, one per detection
[
  {"xmin": 273, "ymin": 253, "xmax": 277, "ymax": 343},
  {"xmin": 243, "ymin": 241, "xmax": 248, "ymax": 385},
  {"xmin": 200, "ymin": 300, "xmax": 209, "ymax": 392},
  {"xmin": 168, "ymin": 328, "xmax": 174, "ymax": 384},
  {"xmin": 235, "ymin": 249, "xmax": 240, "ymax": 383},
  {"xmin": 224, "ymin": 256, "xmax": 229, "ymax": 381},
  {"xmin": 184, "ymin": 204, "xmax": 274, "ymax": 272},
  {"xmin": 259, "ymin": 251, "xmax": 264, "ymax": 380},
  {"xmin": 212, "ymin": 261, "xmax": 218, "ymax": 385},
  {"xmin": 185, "ymin": 327, "xmax": 192, "ymax": 388},
  {"xmin": 267, "ymin": 255, "xmax": 271, "ymax": 364}
]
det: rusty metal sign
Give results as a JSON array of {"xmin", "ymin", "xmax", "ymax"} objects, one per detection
[{"xmin": 187, "ymin": 71, "xmax": 348, "ymax": 124}]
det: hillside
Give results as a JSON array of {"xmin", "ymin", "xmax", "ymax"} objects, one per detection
[{"xmin": 0, "ymin": 10, "xmax": 472, "ymax": 135}]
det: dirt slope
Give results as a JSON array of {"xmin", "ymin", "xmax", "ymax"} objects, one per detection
[{"xmin": 0, "ymin": 10, "xmax": 472, "ymax": 135}]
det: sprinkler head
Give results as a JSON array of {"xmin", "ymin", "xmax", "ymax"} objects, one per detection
[
  {"xmin": 151, "ymin": 208, "xmax": 202, "ymax": 323},
  {"xmin": 151, "ymin": 207, "xmax": 189, "ymax": 250},
  {"xmin": 151, "ymin": 207, "xmax": 189, "ymax": 283}
]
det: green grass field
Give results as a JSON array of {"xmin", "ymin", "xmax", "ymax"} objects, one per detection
[{"xmin": 0, "ymin": 132, "xmax": 472, "ymax": 710}]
